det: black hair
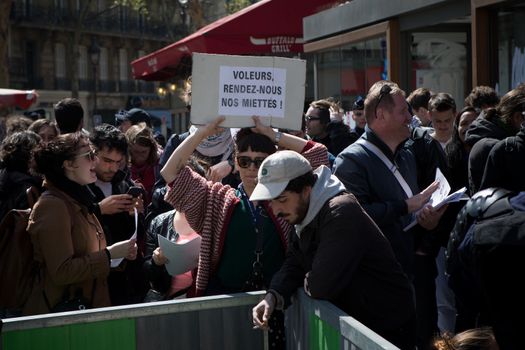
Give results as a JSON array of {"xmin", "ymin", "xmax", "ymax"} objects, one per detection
[
  {"xmin": 32, "ymin": 132, "xmax": 87, "ymax": 184},
  {"xmin": 284, "ymin": 171, "xmax": 316, "ymax": 193},
  {"xmin": 0, "ymin": 131, "xmax": 41, "ymax": 173},
  {"xmin": 90, "ymin": 123, "xmax": 128, "ymax": 155},
  {"xmin": 309, "ymin": 99, "xmax": 332, "ymax": 124},
  {"xmin": 235, "ymin": 128, "xmax": 276, "ymax": 155},
  {"xmin": 464, "ymin": 86, "xmax": 499, "ymax": 110},
  {"xmin": 445, "ymin": 107, "xmax": 476, "ymax": 172},
  {"xmin": 429, "ymin": 93, "xmax": 456, "ymax": 113},
  {"xmin": 54, "ymin": 98, "xmax": 84, "ymax": 134}
]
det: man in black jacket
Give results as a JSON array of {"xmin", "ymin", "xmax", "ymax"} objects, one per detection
[
  {"xmin": 89, "ymin": 124, "xmax": 149, "ymax": 305},
  {"xmin": 250, "ymin": 150, "xmax": 416, "ymax": 349}
]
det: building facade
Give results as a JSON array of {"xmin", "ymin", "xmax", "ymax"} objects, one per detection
[
  {"xmin": 8, "ymin": 0, "xmax": 226, "ymax": 133},
  {"xmin": 303, "ymin": 0, "xmax": 523, "ymax": 111}
]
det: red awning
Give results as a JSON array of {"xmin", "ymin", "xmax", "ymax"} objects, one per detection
[
  {"xmin": 131, "ymin": 0, "xmax": 340, "ymax": 81},
  {"xmin": 0, "ymin": 89, "xmax": 38, "ymax": 109}
]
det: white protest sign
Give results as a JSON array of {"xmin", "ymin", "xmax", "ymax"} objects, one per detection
[
  {"xmin": 191, "ymin": 53, "xmax": 306, "ymax": 130},
  {"xmin": 218, "ymin": 66, "xmax": 286, "ymax": 118}
]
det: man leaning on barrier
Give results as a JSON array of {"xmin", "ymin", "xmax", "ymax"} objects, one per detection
[{"xmin": 251, "ymin": 150, "xmax": 416, "ymax": 349}]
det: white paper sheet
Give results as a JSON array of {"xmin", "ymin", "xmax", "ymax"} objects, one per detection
[
  {"xmin": 110, "ymin": 207, "xmax": 138, "ymax": 268},
  {"xmin": 403, "ymin": 168, "xmax": 469, "ymax": 231},
  {"xmin": 158, "ymin": 234, "xmax": 201, "ymax": 276}
]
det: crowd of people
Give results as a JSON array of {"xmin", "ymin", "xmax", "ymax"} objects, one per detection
[{"xmin": 1, "ymin": 79, "xmax": 523, "ymax": 349}]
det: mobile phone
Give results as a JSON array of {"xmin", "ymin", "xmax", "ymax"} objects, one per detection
[{"xmin": 127, "ymin": 186, "xmax": 144, "ymax": 198}]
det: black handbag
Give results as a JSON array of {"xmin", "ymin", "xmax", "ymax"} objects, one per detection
[{"xmin": 44, "ymin": 281, "xmax": 95, "ymax": 313}]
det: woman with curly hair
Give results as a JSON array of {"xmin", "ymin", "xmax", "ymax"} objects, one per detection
[
  {"xmin": 0, "ymin": 131, "xmax": 42, "ymax": 221},
  {"xmin": 23, "ymin": 132, "xmax": 137, "ymax": 315}
]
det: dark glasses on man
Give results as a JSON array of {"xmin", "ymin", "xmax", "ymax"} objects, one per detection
[
  {"xmin": 75, "ymin": 149, "xmax": 97, "ymax": 162},
  {"xmin": 237, "ymin": 156, "xmax": 266, "ymax": 169},
  {"xmin": 304, "ymin": 115, "xmax": 321, "ymax": 122},
  {"xmin": 375, "ymin": 84, "xmax": 393, "ymax": 117}
]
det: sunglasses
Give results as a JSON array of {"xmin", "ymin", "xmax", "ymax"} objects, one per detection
[
  {"xmin": 375, "ymin": 84, "xmax": 393, "ymax": 117},
  {"xmin": 237, "ymin": 156, "xmax": 266, "ymax": 169},
  {"xmin": 75, "ymin": 149, "xmax": 97, "ymax": 162},
  {"xmin": 304, "ymin": 115, "xmax": 322, "ymax": 122}
]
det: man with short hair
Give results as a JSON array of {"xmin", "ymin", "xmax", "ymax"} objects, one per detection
[
  {"xmin": 305, "ymin": 99, "xmax": 356, "ymax": 156},
  {"xmin": 251, "ymin": 150, "xmax": 416, "ymax": 349},
  {"xmin": 407, "ymin": 87, "xmax": 433, "ymax": 127},
  {"xmin": 428, "ymin": 93, "xmax": 456, "ymax": 148},
  {"xmin": 333, "ymin": 81, "xmax": 444, "ymax": 349},
  {"xmin": 89, "ymin": 124, "xmax": 149, "ymax": 305},
  {"xmin": 54, "ymin": 98, "xmax": 84, "ymax": 134}
]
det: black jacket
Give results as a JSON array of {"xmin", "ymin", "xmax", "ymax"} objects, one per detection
[
  {"xmin": 270, "ymin": 192, "xmax": 415, "ymax": 339},
  {"xmin": 88, "ymin": 175, "xmax": 149, "ymax": 305},
  {"xmin": 480, "ymin": 123, "xmax": 525, "ymax": 192},
  {"xmin": 465, "ymin": 114, "xmax": 513, "ymax": 194},
  {"xmin": 0, "ymin": 169, "xmax": 41, "ymax": 221},
  {"xmin": 325, "ymin": 121, "xmax": 359, "ymax": 156},
  {"xmin": 143, "ymin": 209, "xmax": 178, "ymax": 296}
]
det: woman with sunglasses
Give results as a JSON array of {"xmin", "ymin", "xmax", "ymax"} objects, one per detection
[
  {"xmin": 23, "ymin": 132, "xmax": 137, "ymax": 315},
  {"xmin": 161, "ymin": 116, "xmax": 327, "ymax": 346}
]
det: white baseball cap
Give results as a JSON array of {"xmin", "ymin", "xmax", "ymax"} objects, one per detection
[{"xmin": 250, "ymin": 150, "xmax": 312, "ymax": 201}]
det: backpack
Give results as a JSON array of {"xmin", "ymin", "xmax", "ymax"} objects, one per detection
[{"xmin": 0, "ymin": 186, "xmax": 40, "ymax": 311}]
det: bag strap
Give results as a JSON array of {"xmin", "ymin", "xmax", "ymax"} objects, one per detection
[
  {"xmin": 238, "ymin": 184, "xmax": 264, "ymax": 271},
  {"xmin": 356, "ymin": 139, "xmax": 414, "ymax": 199}
]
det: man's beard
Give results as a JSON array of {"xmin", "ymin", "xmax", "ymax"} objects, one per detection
[
  {"xmin": 97, "ymin": 172, "xmax": 115, "ymax": 182},
  {"xmin": 279, "ymin": 196, "xmax": 309, "ymax": 225}
]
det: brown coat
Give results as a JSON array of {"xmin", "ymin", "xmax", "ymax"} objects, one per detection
[{"xmin": 23, "ymin": 184, "xmax": 111, "ymax": 315}]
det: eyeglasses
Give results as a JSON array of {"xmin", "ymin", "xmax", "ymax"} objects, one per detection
[
  {"xmin": 375, "ymin": 84, "xmax": 393, "ymax": 117},
  {"xmin": 304, "ymin": 115, "xmax": 321, "ymax": 122},
  {"xmin": 75, "ymin": 148, "xmax": 97, "ymax": 162},
  {"xmin": 237, "ymin": 156, "xmax": 266, "ymax": 169}
]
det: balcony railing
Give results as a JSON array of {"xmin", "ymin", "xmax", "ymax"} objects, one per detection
[{"xmin": 10, "ymin": 3, "xmax": 187, "ymax": 40}]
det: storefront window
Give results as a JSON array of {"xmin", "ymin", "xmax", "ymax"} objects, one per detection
[
  {"xmin": 411, "ymin": 32, "xmax": 467, "ymax": 107},
  {"xmin": 315, "ymin": 36, "xmax": 386, "ymax": 111},
  {"xmin": 497, "ymin": 8, "xmax": 525, "ymax": 94},
  {"xmin": 316, "ymin": 48, "xmax": 342, "ymax": 103}
]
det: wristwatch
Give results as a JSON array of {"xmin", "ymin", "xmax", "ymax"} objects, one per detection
[{"xmin": 274, "ymin": 131, "xmax": 282, "ymax": 144}]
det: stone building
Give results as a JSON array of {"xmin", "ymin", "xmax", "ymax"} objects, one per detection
[{"xmin": 7, "ymin": 0, "xmax": 226, "ymax": 132}]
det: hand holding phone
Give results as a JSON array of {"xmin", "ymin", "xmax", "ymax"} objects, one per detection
[{"xmin": 127, "ymin": 186, "xmax": 144, "ymax": 198}]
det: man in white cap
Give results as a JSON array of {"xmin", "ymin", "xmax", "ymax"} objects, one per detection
[{"xmin": 250, "ymin": 150, "xmax": 416, "ymax": 349}]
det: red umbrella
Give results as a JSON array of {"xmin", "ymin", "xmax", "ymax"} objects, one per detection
[{"xmin": 0, "ymin": 89, "xmax": 38, "ymax": 109}]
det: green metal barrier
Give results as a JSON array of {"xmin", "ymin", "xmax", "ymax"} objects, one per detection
[
  {"xmin": 286, "ymin": 290, "xmax": 400, "ymax": 350},
  {"xmin": 1, "ymin": 290, "xmax": 399, "ymax": 350},
  {"xmin": 1, "ymin": 292, "xmax": 267, "ymax": 350}
]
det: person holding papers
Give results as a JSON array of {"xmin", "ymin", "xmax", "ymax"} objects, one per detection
[
  {"xmin": 88, "ymin": 124, "xmax": 148, "ymax": 306},
  {"xmin": 23, "ymin": 133, "xmax": 137, "ymax": 315},
  {"xmin": 161, "ymin": 116, "xmax": 328, "ymax": 348},
  {"xmin": 144, "ymin": 209, "xmax": 200, "ymax": 300},
  {"xmin": 333, "ymin": 81, "xmax": 445, "ymax": 350}
]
